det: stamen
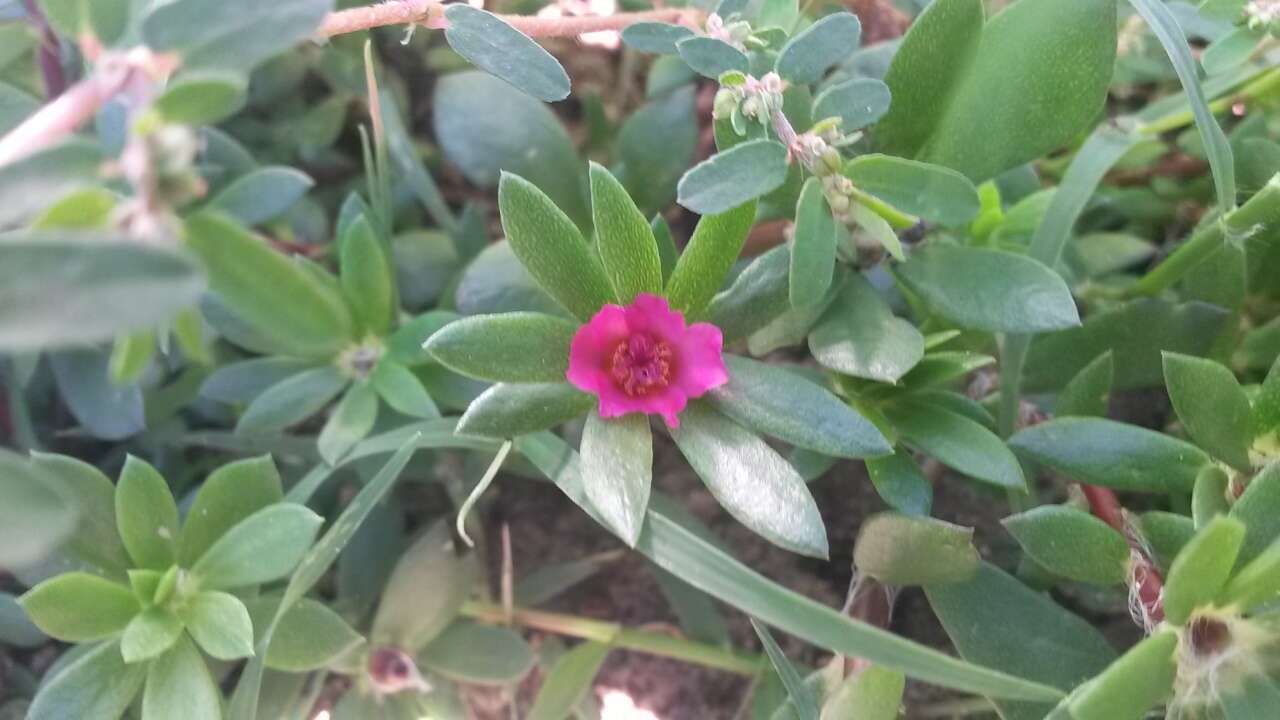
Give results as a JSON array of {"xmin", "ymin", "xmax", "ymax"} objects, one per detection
[{"xmin": 610, "ymin": 333, "xmax": 674, "ymax": 397}]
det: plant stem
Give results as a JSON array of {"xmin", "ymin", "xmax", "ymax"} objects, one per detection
[
  {"xmin": 460, "ymin": 600, "xmax": 764, "ymax": 676},
  {"xmin": 21, "ymin": 0, "xmax": 67, "ymax": 98},
  {"xmin": 1080, "ymin": 484, "xmax": 1165, "ymax": 627},
  {"xmin": 317, "ymin": 0, "xmax": 702, "ymax": 39},
  {"xmin": 1139, "ymin": 66, "xmax": 1280, "ymax": 136},
  {"xmin": 1129, "ymin": 175, "xmax": 1280, "ymax": 297}
]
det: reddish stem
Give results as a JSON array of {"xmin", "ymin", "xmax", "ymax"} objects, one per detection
[
  {"xmin": 22, "ymin": 0, "xmax": 68, "ymax": 98},
  {"xmin": 1081, "ymin": 483, "xmax": 1165, "ymax": 626}
]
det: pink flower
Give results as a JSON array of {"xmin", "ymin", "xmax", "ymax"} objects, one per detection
[{"xmin": 566, "ymin": 294, "xmax": 728, "ymax": 428}]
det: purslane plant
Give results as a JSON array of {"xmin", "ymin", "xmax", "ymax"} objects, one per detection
[{"xmin": 4, "ymin": 0, "xmax": 1280, "ymax": 718}]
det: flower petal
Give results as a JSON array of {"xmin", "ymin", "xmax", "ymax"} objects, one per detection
[
  {"xmin": 675, "ymin": 322, "xmax": 728, "ymax": 397},
  {"xmin": 566, "ymin": 304, "xmax": 628, "ymax": 393}
]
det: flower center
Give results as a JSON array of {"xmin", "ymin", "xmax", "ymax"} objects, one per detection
[{"xmin": 610, "ymin": 333, "xmax": 674, "ymax": 397}]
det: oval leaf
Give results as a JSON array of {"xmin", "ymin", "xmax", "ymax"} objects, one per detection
[
  {"xmin": 895, "ymin": 245, "xmax": 1079, "ymax": 332},
  {"xmin": 677, "ymin": 139, "xmax": 788, "ymax": 215},
  {"xmin": 443, "ymin": 5, "xmax": 571, "ymax": 102}
]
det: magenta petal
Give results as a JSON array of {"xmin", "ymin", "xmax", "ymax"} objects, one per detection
[
  {"xmin": 566, "ymin": 304, "xmax": 628, "ymax": 393},
  {"xmin": 564, "ymin": 293, "xmax": 726, "ymax": 427},
  {"xmin": 675, "ymin": 322, "xmax": 728, "ymax": 397},
  {"xmin": 623, "ymin": 293, "xmax": 685, "ymax": 342}
]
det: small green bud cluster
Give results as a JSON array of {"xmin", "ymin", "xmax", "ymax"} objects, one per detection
[
  {"xmin": 714, "ymin": 71, "xmax": 785, "ymax": 134},
  {"xmin": 704, "ymin": 12, "xmax": 753, "ymax": 51}
]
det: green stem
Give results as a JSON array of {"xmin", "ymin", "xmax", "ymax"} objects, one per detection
[
  {"xmin": 1139, "ymin": 66, "xmax": 1280, "ymax": 136},
  {"xmin": 849, "ymin": 186, "xmax": 918, "ymax": 230},
  {"xmin": 1130, "ymin": 175, "xmax": 1280, "ymax": 297},
  {"xmin": 460, "ymin": 600, "xmax": 764, "ymax": 676}
]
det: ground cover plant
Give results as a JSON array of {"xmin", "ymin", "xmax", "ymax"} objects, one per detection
[{"xmin": 1, "ymin": 0, "xmax": 1280, "ymax": 718}]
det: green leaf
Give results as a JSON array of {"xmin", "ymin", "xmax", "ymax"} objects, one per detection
[
  {"xmin": 589, "ymin": 162, "xmax": 663, "ymax": 303},
  {"xmin": 121, "ymin": 608, "xmax": 184, "ymax": 663},
  {"xmin": 318, "ymin": 383, "xmax": 379, "ymax": 466},
  {"xmin": 854, "ymin": 512, "xmax": 980, "ymax": 586},
  {"xmin": 582, "ymin": 413, "xmax": 653, "ymax": 548},
  {"xmin": 518, "ymin": 432, "xmax": 1067, "ymax": 701},
  {"xmin": 434, "ymin": 72, "xmax": 588, "ymax": 232},
  {"xmin": 1230, "ymin": 462, "xmax": 1280, "ymax": 565},
  {"xmin": 206, "ymin": 166, "xmax": 313, "ymax": 226},
  {"xmin": 821, "ymin": 665, "xmax": 904, "ymax": 720},
  {"xmin": 1193, "ymin": 465, "xmax": 1231, "ymax": 529},
  {"xmin": 1202, "ymin": 25, "xmax": 1266, "ymax": 76},
  {"xmin": 230, "ymin": 435, "xmax": 422, "ymax": 720},
  {"xmin": 1067, "ymin": 630, "xmax": 1176, "ymax": 720},
  {"xmin": 1163, "ymin": 515, "xmax": 1246, "ymax": 626},
  {"xmin": 775, "ymin": 12, "xmax": 861, "ymax": 84},
  {"xmin": 671, "ymin": 403, "xmax": 829, "ymax": 558},
  {"xmin": 0, "ymin": 81, "xmax": 37, "ymax": 136},
  {"xmin": 791, "ymin": 178, "xmax": 837, "ymax": 308},
  {"xmin": 665, "ymin": 201, "xmax": 758, "ymax": 318},
  {"xmin": 843, "ymin": 155, "xmax": 980, "ymax": 227},
  {"xmin": 182, "ymin": 590, "xmax": 255, "ymax": 660},
  {"xmin": 0, "ymin": 141, "xmax": 104, "ymax": 227},
  {"xmin": 1140, "ymin": 511, "xmax": 1196, "ymax": 574},
  {"xmin": 29, "ymin": 453, "xmax": 132, "ymax": 574},
  {"xmin": 245, "ymin": 596, "xmax": 364, "ymax": 672},
  {"xmin": 884, "ymin": 0, "xmax": 1116, "ymax": 182},
  {"xmin": 811, "ymin": 78, "xmax": 891, "ymax": 132},
  {"xmin": 621, "ymin": 21, "xmax": 695, "ymax": 54},
  {"xmin": 866, "ymin": 451, "xmax": 933, "ymax": 517},
  {"xmin": 1162, "ymin": 352, "xmax": 1253, "ymax": 470},
  {"xmin": 200, "ymin": 357, "xmax": 312, "ymax": 405},
  {"xmin": 109, "ymin": 330, "xmax": 155, "ymax": 385},
  {"xmin": 676, "ymin": 36, "xmax": 749, "ymax": 79},
  {"xmin": 707, "ymin": 354, "xmax": 891, "ymax": 458},
  {"xmin": 192, "ymin": 504, "xmax": 323, "ymax": 589},
  {"xmin": 0, "ymin": 452, "xmax": 75, "ymax": 570},
  {"xmin": 48, "ymin": 349, "xmax": 145, "ymax": 442},
  {"xmin": 0, "ymin": 235, "xmax": 205, "ymax": 352},
  {"xmin": 340, "ymin": 216, "xmax": 395, "ymax": 336},
  {"xmin": 142, "ymin": 635, "xmax": 221, "ymax": 720},
  {"xmin": 26, "ymin": 641, "xmax": 146, "ymax": 720},
  {"xmin": 1008, "ymin": 417, "xmax": 1212, "ymax": 493},
  {"xmin": 708, "ymin": 245, "xmax": 793, "ymax": 342},
  {"xmin": 443, "ymin": 5, "xmax": 570, "ymax": 103},
  {"xmin": 809, "ymin": 273, "xmax": 924, "ymax": 383},
  {"xmin": 896, "ymin": 245, "xmax": 1078, "ymax": 333},
  {"xmin": 677, "ymin": 139, "xmax": 788, "ymax": 214},
  {"xmin": 457, "ymin": 382, "xmax": 595, "ymax": 438},
  {"xmin": 1221, "ymin": 675, "xmax": 1280, "ymax": 720},
  {"xmin": 115, "ymin": 455, "xmax": 179, "ymax": 571},
  {"xmin": 926, "ymin": 563, "xmax": 1118, "ymax": 720},
  {"xmin": 371, "ymin": 360, "xmax": 439, "ymax": 419},
  {"xmin": 372, "ymin": 520, "xmax": 477, "ymax": 650},
  {"xmin": 1003, "ymin": 506, "xmax": 1128, "ymax": 585},
  {"xmin": 885, "ymin": 399, "xmax": 1025, "ymax": 489},
  {"xmin": 178, "ymin": 456, "xmax": 283, "ymax": 566},
  {"xmin": 498, "ymin": 173, "xmax": 616, "ymax": 320},
  {"xmin": 419, "ymin": 621, "xmax": 535, "ymax": 686},
  {"xmin": 151, "ymin": 70, "xmax": 247, "ymax": 125},
  {"xmin": 752, "ymin": 618, "xmax": 819, "ymax": 720},
  {"xmin": 235, "ymin": 366, "xmax": 349, "ymax": 435},
  {"xmin": 1129, "ymin": 0, "xmax": 1235, "ymax": 210},
  {"xmin": 1023, "ymin": 299, "xmax": 1230, "ymax": 393},
  {"xmin": 1220, "ymin": 535, "xmax": 1280, "ymax": 612},
  {"xmin": 528, "ymin": 641, "xmax": 610, "ymax": 720},
  {"xmin": 0, "ymin": 591, "xmax": 47, "ymax": 648},
  {"xmin": 142, "ymin": 0, "xmax": 333, "ymax": 73},
  {"xmin": 20, "ymin": 573, "xmax": 139, "ymax": 642},
  {"xmin": 186, "ymin": 212, "xmax": 354, "ymax": 358},
  {"xmin": 424, "ymin": 312, "xmax": 578, "ymax": 383},
  {"xmin": 1056, "ymin": 351, "xmax": 1113, "ymax": 418},
  {"xmin": 616, "ymin": 86, "xmax": 699, "ymax": 216},
  {"xmin": 874, "ymin": 0, "xmax": 985, "ymax": 160}
]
